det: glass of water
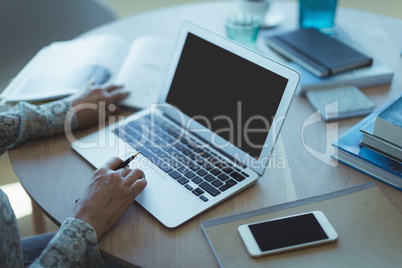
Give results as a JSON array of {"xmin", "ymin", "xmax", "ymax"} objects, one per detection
[{"xmin": 225, "ymin": 13, "xmax": 262, "ymax": 49}]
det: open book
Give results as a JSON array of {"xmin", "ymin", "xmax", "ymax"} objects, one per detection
[{"xmin": 0, "ymin": 34, "xmax": 174, "ymax": 109}]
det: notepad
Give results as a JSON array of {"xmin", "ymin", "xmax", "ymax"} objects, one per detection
[
  {"xmin": 266, "ymin": 28, "xmax": 373, "ymax": 77},
  {"xmin": 305, "ymin": 85, "xmax": 375, "ymax": 121}
]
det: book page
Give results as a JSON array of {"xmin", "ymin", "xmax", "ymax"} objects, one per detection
[
  {"xmin": 116, "ymin": 36, "xmax": 175, "ymax": 109},
  {"xmin": 1, "ymin": 34, "xmax": 129, "ymax": 102}
]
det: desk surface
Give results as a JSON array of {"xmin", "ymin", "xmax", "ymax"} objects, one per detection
[{"xmin": 9, "ymin": 1, "xmax": 402, "ymax": 267}]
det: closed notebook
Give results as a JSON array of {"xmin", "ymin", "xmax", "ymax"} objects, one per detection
[
  {"xmin": 305, "ymin": 85, "xmax": 375, "ymax": 121},
  {"xmin": 266, "ymin": 28, "xmax": 373, "ymax": 77}
]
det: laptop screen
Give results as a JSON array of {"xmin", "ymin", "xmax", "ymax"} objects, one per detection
[{"xmin": 166, "ymin": 33, "xmax": 288, "ymax": 159}]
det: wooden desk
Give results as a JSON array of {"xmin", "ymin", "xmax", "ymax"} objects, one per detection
[{"xmin": 9, "ymin": 1, "xmax": 402, "ymax": 267}]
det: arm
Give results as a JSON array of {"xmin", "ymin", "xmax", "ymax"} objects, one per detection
[
  {"xmin": 0, "ymin": 99, "xmax": 77, "ymax": 155},
  {"xmin": 0, "ymin": 189, "xmax": 24, "ymax": 267},
  {"xmin": 0, "ymin": 189, "xmax": 102, "ymax": 268},
  {"xmin": 30, "ymin": 218, "xmax": 103, "ymax": 267},
  {"xmin": 0, "ymin": 84, "xmax": 128, "ymax": 155},
  {"xmin": 0, "ymin": 85, "xmax": 133, "ymax": 266},
  {"xmin": 31, "ymin": 158, "xmax": 146, "ymax": 267}
]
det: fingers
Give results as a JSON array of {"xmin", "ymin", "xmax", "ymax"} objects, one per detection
[
  {"xmin": 98, "ymin": 85, "xmax": 129, "ymax": 112},
  {"xmin": 108, "ymin": 89, "xmax": 130, "ymax": 103},
  {"xmin": 128, "ymin": 177, "xmax": 147, "ymax": 197},
  {"xmin": 99, "ymin": 157, "xmax": 137, "ymax": 174},
  {"xmin": 119, "ymin": 166, "xmax": 132, "ymax": 177},
  {"xmin": 125, "ymin": 169, "xmax": 147, "ymax": 196},
  {"xmin": 123, "ymin": 169, "xmax": 144, "ymax": 186},
  {"xmin": 99, "ymin": 157, "xmax": 141, "ymax": 179},
  {"xmin": 104, "ymin": 85, "xmax": 130, "ymax": 102},
  {"xmin": 100, "ymin": 157, "xmax": 124, "ymax": 171},
  {"xmin": 105, "ymin": 85, "xmax": 123, "ymax": 93}
]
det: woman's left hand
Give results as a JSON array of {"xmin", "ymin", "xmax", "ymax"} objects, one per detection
[{"xmin": 71, "ymin": 84, "xmax": 130, "ymax": 128}]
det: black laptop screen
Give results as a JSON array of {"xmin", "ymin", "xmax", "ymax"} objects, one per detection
[{"xmin": 166, "ymin": 33, "xmax": 288, "ymax": 159}]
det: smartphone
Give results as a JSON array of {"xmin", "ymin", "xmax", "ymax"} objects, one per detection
[{"xmin": 238, "ymin": 211, "xmax": 338, "ymax": 257}]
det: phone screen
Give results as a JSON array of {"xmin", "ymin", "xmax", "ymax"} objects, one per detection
[{"xmin": 248, "ymin": 213, "xmax": 328, "ymax": 251}]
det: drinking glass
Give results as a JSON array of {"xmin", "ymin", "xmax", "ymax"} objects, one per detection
[{"xmin": 225, "ymin": 13, "xmax": 262, "ymax": 49}]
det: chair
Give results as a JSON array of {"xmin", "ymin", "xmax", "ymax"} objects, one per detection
[{"xmin": 0, "ymin": 0, "xmax": 118, "ymax": 92}]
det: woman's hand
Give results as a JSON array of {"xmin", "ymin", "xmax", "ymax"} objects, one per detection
[
  {"xmin": 73, "ymin": 157, "xmax": 147, "ymax": 240},
  {"xmin": 71, "ymin": 84, "xmax": 130, "ymax": 128}
]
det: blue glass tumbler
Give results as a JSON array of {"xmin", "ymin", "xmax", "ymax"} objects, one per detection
[{"xmin": 299, "ymin": 0, "xmax": 338, "ymax": 29}]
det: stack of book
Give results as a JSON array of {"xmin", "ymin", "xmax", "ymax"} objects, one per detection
[{"xmin": 332, "ymin": 93, "xmax": 402, "ymax": 190}]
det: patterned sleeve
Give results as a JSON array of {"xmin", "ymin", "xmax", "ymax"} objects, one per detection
[
  {"xmin": 0, "ymin": 189, "xmax": 24, "ymax": 268},
  {"xmin": 31, "ymin": 217, "xmax": 103, "ymax": 267},
  {"xmin": 0, "ymin": 99, "xmax": 78, "ymax": 155},
  {"xmin": 0, "ymin": 99, "xmax": 103, "ymax": 266}
]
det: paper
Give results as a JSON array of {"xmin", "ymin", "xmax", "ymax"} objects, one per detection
[
  {"xmin": 1, "ymin": 35, "xmax": 128, "ymax": 102},
  {"xmin": 0, "ymin": 34, "xmax": 174, "ymax": 109},
  {"xmin": 116, "ymin": 36, "xmax": 175, "ymax": 109}
]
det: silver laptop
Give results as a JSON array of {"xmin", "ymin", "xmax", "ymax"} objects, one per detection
[{"xmin": 72, "ymin": 22, "xmax": 299, "ymax": 228}]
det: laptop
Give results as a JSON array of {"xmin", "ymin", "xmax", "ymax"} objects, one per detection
[{"xmin": 72, "ymin": 22, "xmax": 299, "ymax": 228}]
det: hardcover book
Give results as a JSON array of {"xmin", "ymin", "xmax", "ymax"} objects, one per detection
[
  {"xmin": 332, "ymin": 94, "xmax": 402, "ymax": 191},
  {"xmin": 360, "ymin": 116, "xmax": 402, "ymax": 162},
  {"xmin": 266, "ymin": 28, "xmax": 373, "ymax": 77},
  {"xmin": 373, "ymin": 95, "xmax": 402, "ymax": 147}
]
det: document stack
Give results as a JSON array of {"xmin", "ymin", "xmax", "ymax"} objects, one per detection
[{"xmin": 332, "ymin": 93, "xmax": 402, "ymax": 190}]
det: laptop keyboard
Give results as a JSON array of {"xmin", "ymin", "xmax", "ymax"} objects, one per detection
[{"xmin": 112, "ymin": 114, "xmax": 250, "ymax": 202}]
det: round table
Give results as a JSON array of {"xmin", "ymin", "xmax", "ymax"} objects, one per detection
[{"xmin": 9, "ymin": 1, "xmax": 402, "ymax": 267}]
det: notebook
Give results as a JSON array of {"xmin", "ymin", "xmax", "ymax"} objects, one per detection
[
  {"xmin": 266, "ymin": 28, "xmax": 373, "ymax": 78},
  {"xmin": 305, "ymin": 85, "xmax": 375, "ymax": 121},
  {"xmin": 72, "ymin": 22, "xmax": 299, "ymax": 228}
]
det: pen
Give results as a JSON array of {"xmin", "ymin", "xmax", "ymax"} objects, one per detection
[
  {"xmin": 75, "ymin": 152, "xmax": 140, "ymax": 203},
  {"xmin": 115, "ymin": 151, "xmax": 140, "ymax": 170}
]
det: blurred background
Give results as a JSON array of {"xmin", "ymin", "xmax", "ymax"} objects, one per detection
[
  {"xmin": 1, "ymin": 0, "xmax": 401, "ymax": 239},
  {"xmin": 104, "ymin": 0, "xmax": 402, "ymax": 20}
]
